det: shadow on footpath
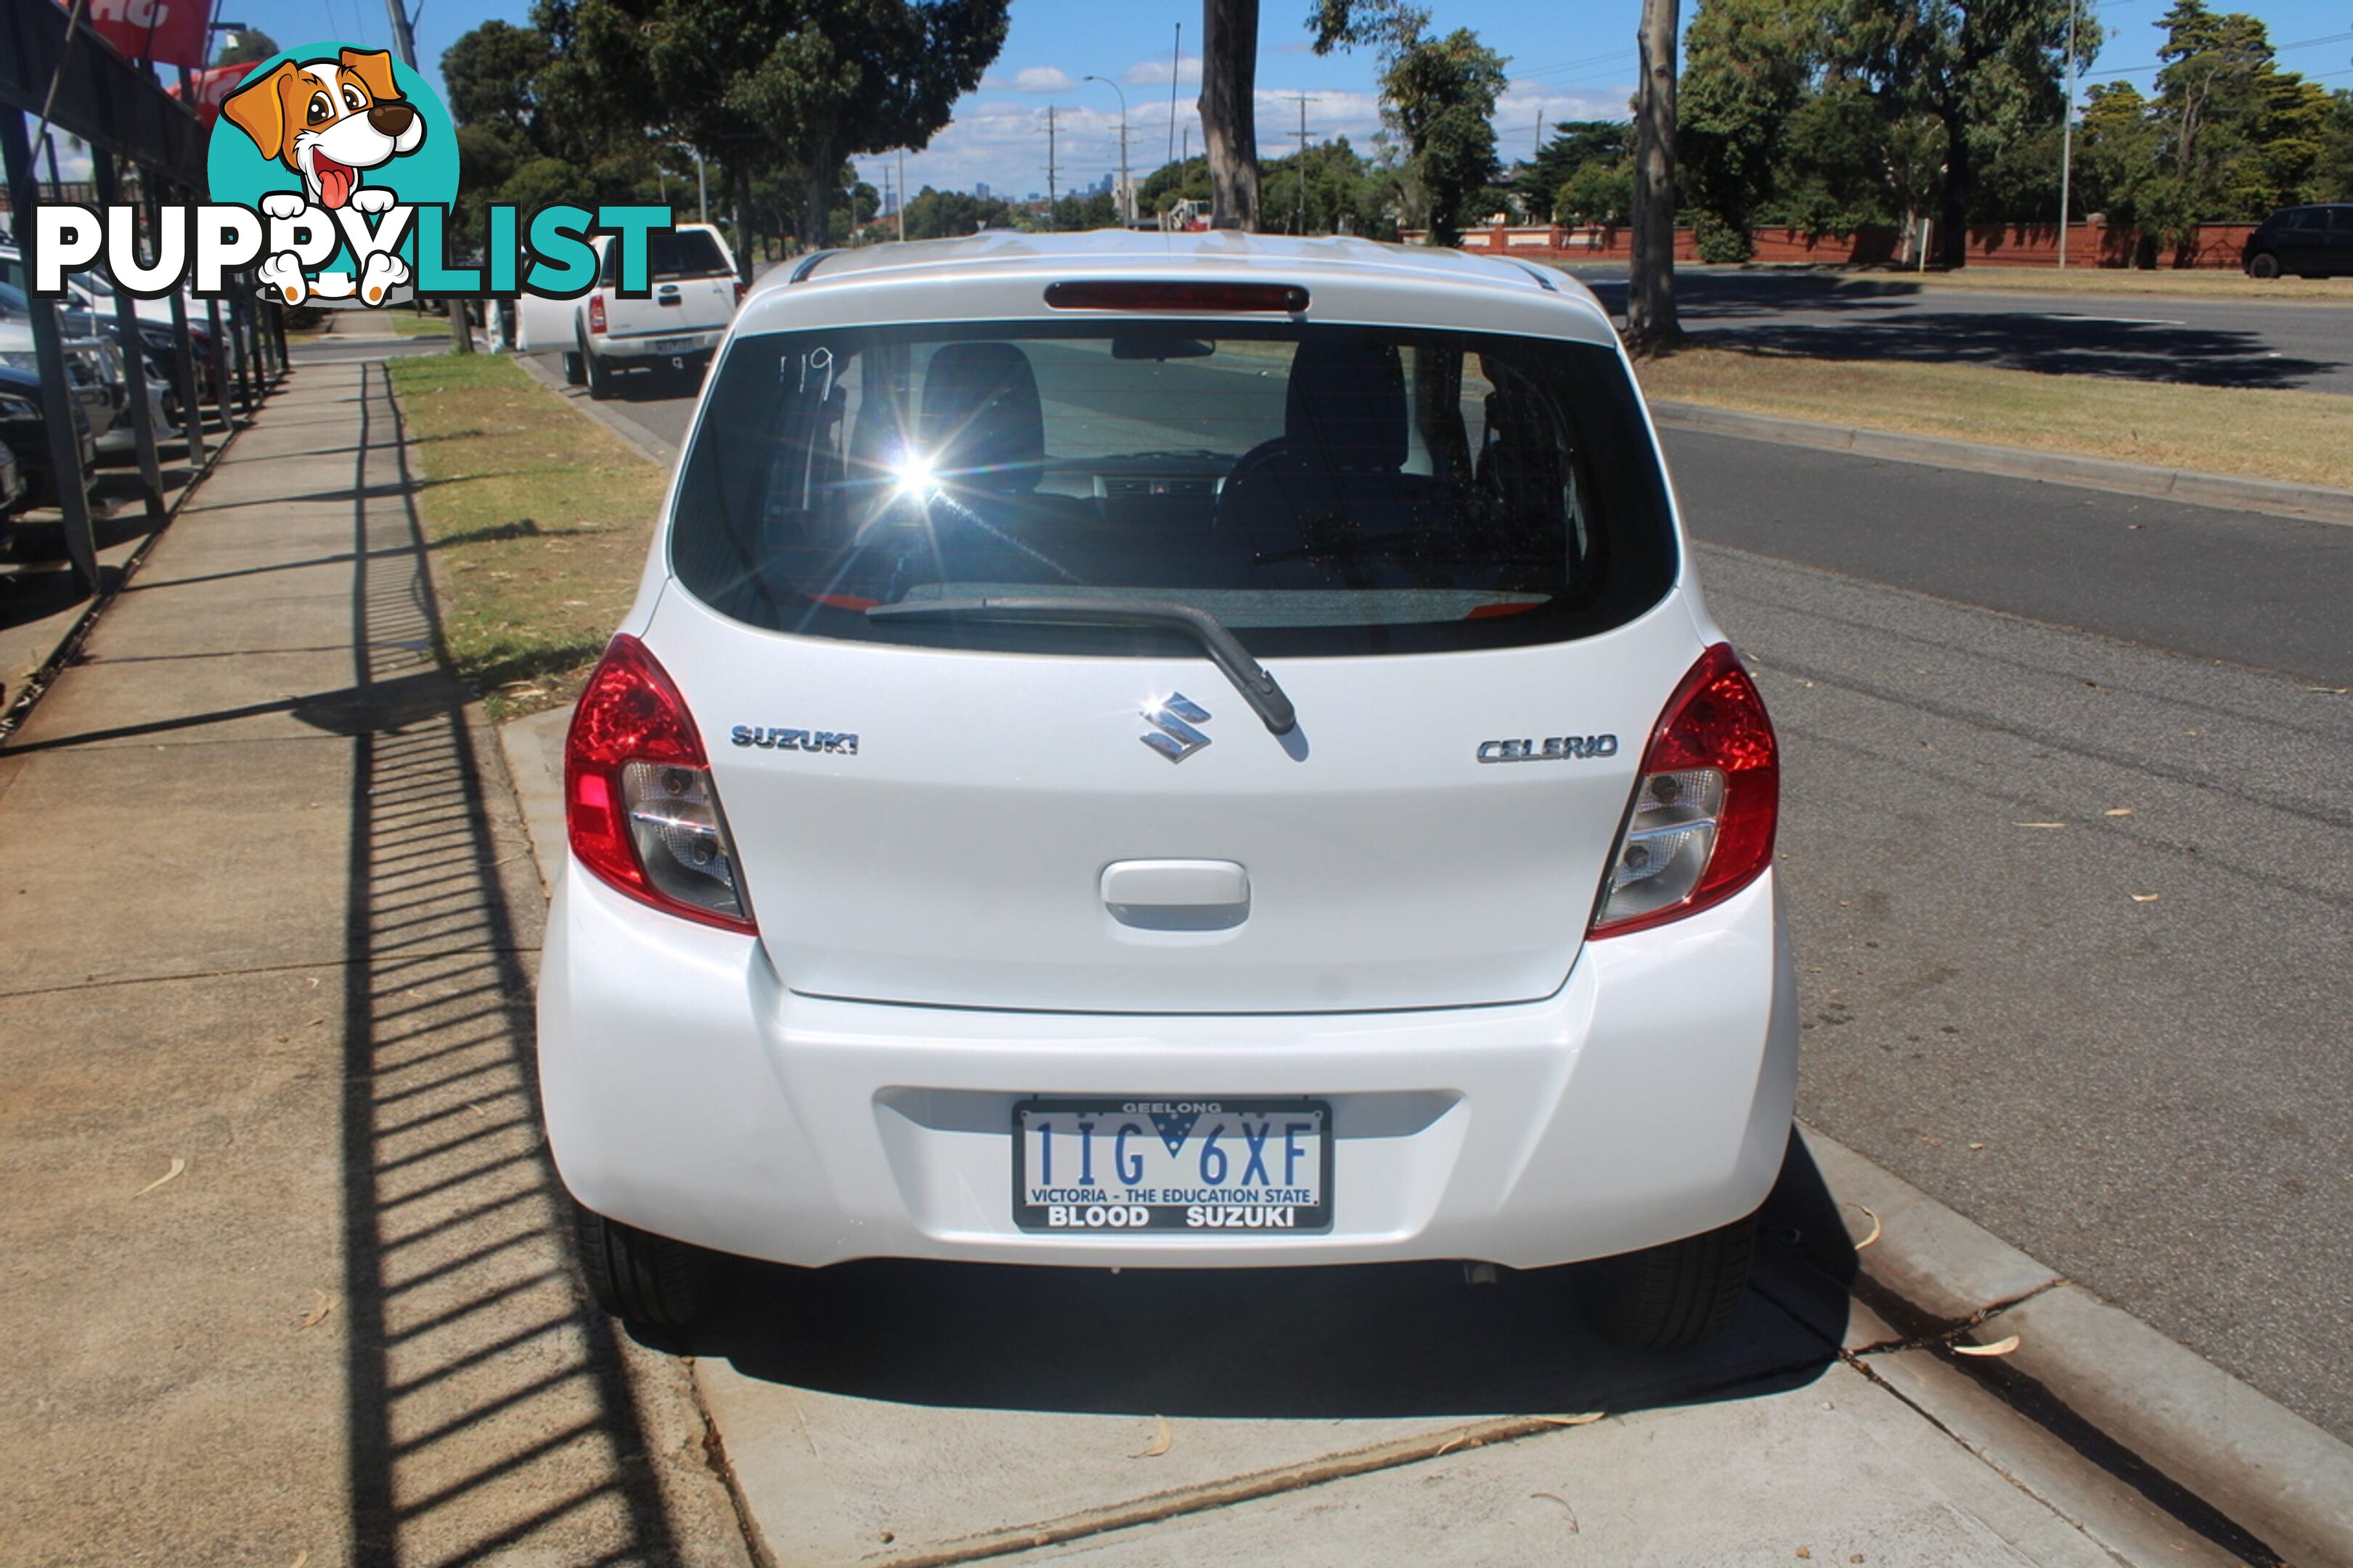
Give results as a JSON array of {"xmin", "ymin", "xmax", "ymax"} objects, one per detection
[
  {"xmin": 330, "ymin": 362, "xmax": 685, "ymax": 1566},
  {"xmin": 669, "ymin": 1136, "xmax": 1856, "ymax": 1424}
]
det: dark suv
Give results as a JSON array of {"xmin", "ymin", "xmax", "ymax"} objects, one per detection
[{"xmin": 2242, "ymin": 204, "xmax": 2353, "ymax": 278}]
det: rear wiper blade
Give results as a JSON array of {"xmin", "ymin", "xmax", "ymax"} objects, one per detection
[{"xmin": 868, "ymin": 595, "xmax": 1297, "ymax": 735}]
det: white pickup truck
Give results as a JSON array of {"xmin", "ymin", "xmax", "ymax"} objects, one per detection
[{"xmin": 518, "ymin": 223, "xmax": 741, "ymax": 399}]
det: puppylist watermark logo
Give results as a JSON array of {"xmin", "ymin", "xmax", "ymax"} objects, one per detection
[{"xmin": 27, "ymin": 41, "xmax": 680, "ymax": 309}]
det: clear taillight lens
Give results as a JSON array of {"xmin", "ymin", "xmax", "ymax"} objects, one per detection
[
  {"xmin": 1592, "ymin": 644, "xmax": 1778, "ymax": 937},
  {"xmin": 566, "ymin": 636, "xmax": 755, "ymax": 933},
  {"xmin": 621, "ymin": 761, "xmax": 743, "ymax": 920}
]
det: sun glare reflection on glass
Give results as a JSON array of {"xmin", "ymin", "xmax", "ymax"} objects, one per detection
[{"xmin": 889, "ymin": 449, "xmax": 939, "ymax": 502}]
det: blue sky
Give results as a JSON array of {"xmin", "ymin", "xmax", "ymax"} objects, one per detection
[{"xmin": 66, "ymin": 0, "xmax": 2353, "ymax": 197}]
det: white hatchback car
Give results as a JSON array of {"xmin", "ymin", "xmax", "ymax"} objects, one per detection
[{"xmin": 541, "ymin": 232, "xmax": 1796, "ymax": 1350}]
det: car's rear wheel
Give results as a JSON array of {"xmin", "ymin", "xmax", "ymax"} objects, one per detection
[
  {"xmin": 1579, "ymin": 1212, "xmax": 1756, "ymax": 1350},
  {"xmin": 572, "ymin": 1199, "xmax": 717, "ymax": 1330},
  {"xmin": 562, "ymin": 346, "xmax": 585, "ymax": 385},
  {"xmin": 2246, "ymin": 251, "xmax": 2282, "ymax": 279},
  {"xmin": 584, "ymin": 341, "xmax": 616, "ymax": 400}
]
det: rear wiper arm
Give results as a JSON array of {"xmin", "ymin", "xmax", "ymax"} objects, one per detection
[{"xmin": 868, "ymin": 595, "xmax": 1297, "ymax": 735}]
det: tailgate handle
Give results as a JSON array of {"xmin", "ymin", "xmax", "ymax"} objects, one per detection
[{"xmin": 1101, "ymin": 859, "xmax": 1248, "ymax": 931}]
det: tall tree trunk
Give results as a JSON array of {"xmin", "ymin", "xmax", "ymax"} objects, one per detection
[
  {"xmin": 799, "ymin": 144, "xmax": 839, "ymax": 253},
  {"xmin": 1199, "ymin": 0, "xmax": 1261, "ymax": 229},
  {"xmin": 1627, "ymin": 0, "xmax": 1681, "ymax": 348},
  {"xmin": 731, "ymin": 166, "xmax": 757, "ymax": 282},
  {"xmin": 1937, "ymin": 109, "xmax": 1970, "ymax": 269}
]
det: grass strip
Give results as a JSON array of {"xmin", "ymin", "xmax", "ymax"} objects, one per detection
[
  {"xmin": 384, "ymin": 351, "xmax": 666, "ymax": 716},
  {"xmin": 1634, "ymin": 346, "xmax": 2353, "ymax": 492}
]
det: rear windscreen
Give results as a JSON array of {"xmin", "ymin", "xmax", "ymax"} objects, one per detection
[
  {"xmin": 669, "ymin": 322, "xmax": 1677, "ymax": 657},
  {"xmin": 602, "ymin": 229, "xmax": 732, "ymax": 285}
]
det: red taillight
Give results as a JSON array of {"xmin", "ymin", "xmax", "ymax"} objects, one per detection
[
  {"xmin": 587, "ymin": 294, "xmax": 607, "ymax": 334},
  {"xmin": 733, "ymin": 279, "xmax": 746, "ymax": 306},
  {"xmin": 1043, "ymin": 280, "xmax": 1309, "ymax": 312},
  {"xmin": 565, "ymin": 635, "xmax": 755, "ymax": 934},
  {"xmin": 1590, "ymin": 642, "xmax": 1778, "ymax": 938}
]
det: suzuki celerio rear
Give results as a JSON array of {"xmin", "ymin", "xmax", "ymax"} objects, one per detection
[{"xmin": 540, "ymin": 232, "xmax": 1797, "ymax": 1349}]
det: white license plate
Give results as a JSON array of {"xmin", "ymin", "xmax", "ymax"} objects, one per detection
[
  {"xmin": 1013, "ymin": 1098, "xmax": 1331, "ymax": 1233},
  {"xmin": 649, "ymin": 337, "xmax": 699, "ymax": 353}
]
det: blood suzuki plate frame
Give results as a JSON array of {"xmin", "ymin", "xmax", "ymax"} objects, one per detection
[{"xmin": 1012, "ymin": 1098, "xmax": 1333, "ymax": 1233}]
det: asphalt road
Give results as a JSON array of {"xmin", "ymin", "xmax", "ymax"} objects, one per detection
[
  {"xmin": 1663, "ymin": 433, "xmax": 2353, "ymax": 1444},
  {"xmin": 1562, "ymin": 266, "xmax": 2353, "ymax": 393},
  {"xmin": 526, "ymin": 350, "xmax": 2353, "ymax": 1440}
]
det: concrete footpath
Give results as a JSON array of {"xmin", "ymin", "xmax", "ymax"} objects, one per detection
[{"xmin": 0, "ymin": 348, "xmax": 746, "ymax": 1566}]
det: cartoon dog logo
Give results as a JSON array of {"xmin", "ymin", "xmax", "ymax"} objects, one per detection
[{"xmin": 222, "ymin": 49, "xmax": 424, "ymax": 306}]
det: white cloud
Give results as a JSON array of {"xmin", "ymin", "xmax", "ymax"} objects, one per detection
[
  {"xmin": 980, "ymin": 65, "xmax": 1077, "ymax": 93},
  {"xmin": 1496, "ymin": 79, "xmax": 1636, "ymax": 139},
  {"xmin": 1124, "ymin": 54, "xmax": 1202, "ymax": 87}
]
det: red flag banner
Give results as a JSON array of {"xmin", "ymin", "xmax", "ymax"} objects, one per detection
[{"xmin": 85, "ymin": 0, "xmax": 212, "ymax": 68}]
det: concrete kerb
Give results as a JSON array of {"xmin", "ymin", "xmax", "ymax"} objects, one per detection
[
  {"xmin": 1803, "ymin": 1127, "xmax": 2353, "ymax": 1567},
  {"xmin": 485, "ymin": 363, "xmax": 2353, "ymax": 1567},
  {"xmin": 1650, "ymin": 399, "xmax": 2353, "ymax": 527}
]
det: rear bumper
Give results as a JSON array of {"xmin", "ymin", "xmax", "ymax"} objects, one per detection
[
  {"xmin": 539, "ymin": 864, "xmax": 1798, "ymax": 1271},
  {"xmin": 587, "ymin": 328, "xmax": 723, "ymax": 364}
]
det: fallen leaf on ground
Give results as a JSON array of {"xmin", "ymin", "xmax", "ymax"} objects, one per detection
[
  {"xmin": 2132, "ymin": 894, "xmax": 2161, "ymax": 903},
  {"xmin": 1968, "ymin": 1143, "xmax": 1986, "ymax": 1151},
  {"xmin": 1528, "ymin": 1492, "xmax": 1579, "ymax": 1530},
  {"xmin": 136, "ymin": 1158, "xmax": 186, "ymax": 1197},
  {"xmin": 2104, "ymin": 808, "xmax": 2133, "ymax": 817},
  {"xmin": 1130, "ymin": 1416, "xmax": 1172, "ymax": 1458},
  {"xmin": 301, "ymin": 1290, "xmax": 338, "ymax": 1331},
  {"xmin": 291, "ymin": 1553, "xmax": 309, "ymax": 1568},
  {"xmin": 1954, "ymin": 1334, "xmax": 2020, "ymax": 1357},
  {"xmin": 1851, "ymin": 1205, "xmax": 1882, "ymax": 1250},
  {"xmin": 1537, "ymin": 1412, "xmax": 1604, "ymax": 1427},
  {"xmin": 1797, "ymin": 1548, "xmax": 1813, "ymax": 1560},
  {"xmin": 2013, "ymin": 822, "xmax": 2068, "ymax": 830}
]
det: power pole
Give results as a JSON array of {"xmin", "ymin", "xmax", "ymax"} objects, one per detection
[
  {"xmin": 1043, "ymin": 106, "xmax": 1059, "ymax": 226},
  {"xmin": 1168, "ymin": 23, "xmax": 1182, "ymax": 166},
  {"xmin": 1287, "ymin": 94, "xmax": 1313, "ymax": 235},
  {"xmin": 1084, "ymin": 76, "xmax": 1133, "ymax": 224},
  {"xmin": 897, "ymin": 147, "xmax": 908, "ymax": 241},
  {"xmin": 383, "ymin": 0, "xmax": 472, "ymax": 353},
  {"xmin": 2056, "ymin": 0, "xmax": 2080, "ymax": 268}
]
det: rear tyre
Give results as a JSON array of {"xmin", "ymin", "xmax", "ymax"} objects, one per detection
[
  {"xmin": 562, "ymin": 348, "xmax": 585, "ymax": 385},
  {"xmin": 584, "ymin": 343, "xmax": 616, "ymax": 400},
  {"xmin": 572, "ymin": 1199, "xmax": 716, "ymax": 1331},
  {"xmin": 1579, "ymin": 1212, "xmax": 1757, "ymax": 1351},
  {"xmin": 2245, "ymin": 251, "xmax": 2281, "ymax": 279}
]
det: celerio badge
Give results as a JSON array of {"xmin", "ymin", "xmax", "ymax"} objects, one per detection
[{"xmin": 1477, "ymin": 734, "xmax": 1618, "ymax": 764}]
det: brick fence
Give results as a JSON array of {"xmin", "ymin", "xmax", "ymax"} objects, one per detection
[{"xmin": 1419, "ymin": 221, "xmax": 2260, "ymax": 270}]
